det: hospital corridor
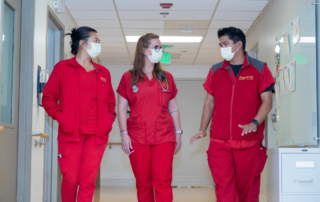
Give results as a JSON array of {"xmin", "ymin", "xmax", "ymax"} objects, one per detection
[{"xmin": 0, "ymin": 0, "xmax": 319, "ymax": 202}]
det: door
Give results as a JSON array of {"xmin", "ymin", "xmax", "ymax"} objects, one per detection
[
  {"xmin": 0, "ymin": 0, "xmax": 21, "ymax": 201},
  {"xmin": 44, "ymin": 16, "xmax": 63, "ymax": 202}
]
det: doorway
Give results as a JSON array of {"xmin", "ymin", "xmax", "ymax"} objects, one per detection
[
  {"xmin": 0, "ymin": 0, "xmax": 21, "ymax": 201},
  {"xmin": 44, "ymin": 12, "xmax": 64, "ymax": 202}
]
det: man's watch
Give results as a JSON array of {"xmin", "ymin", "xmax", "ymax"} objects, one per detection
[
  {"xmin": 250, "ymin": 119, "xmax": 259, "ymax": 127},
  {"xmin": 175, "ymin": 130, "xmax": 183, "ymax": 134}
]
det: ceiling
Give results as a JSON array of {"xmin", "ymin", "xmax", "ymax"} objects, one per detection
[{"xmin": 66, "ymin": 0, "xmax": 269, "ymax": 66}]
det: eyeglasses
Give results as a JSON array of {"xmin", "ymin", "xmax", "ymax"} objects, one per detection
[{"xmin": 149, "ymin": 46, "xmax": 162, "ymax": 52}]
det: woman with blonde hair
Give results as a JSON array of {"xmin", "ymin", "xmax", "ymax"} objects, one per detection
[{"xmin": 117, "ymin": 33, "xmax": 182, "ymax": 202}]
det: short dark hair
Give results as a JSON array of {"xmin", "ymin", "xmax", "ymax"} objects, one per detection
[
  {"xmin": 218, "ymin": 27, "xmax": 246, "ymax": 51},
  {"xmin": 65, "ymin": 26, "xmax": 97, "ymax": 55}
]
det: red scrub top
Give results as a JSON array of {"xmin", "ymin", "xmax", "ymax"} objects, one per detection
[
  {"xmin": 78, "ymin": 67, "xmax": 98, "ymax": 135},
  {"xmin": 117, "ymin": 71, "xmax": 178, "ymax": 145}
]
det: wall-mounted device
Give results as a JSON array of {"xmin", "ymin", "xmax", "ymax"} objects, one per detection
[
  {"xmin": 37, "ymin": 66, "xmax": 50, "ymax": 107},
  {"xmin": 53, "ymin": 0, "xmax": 65, "ymax": 13}
]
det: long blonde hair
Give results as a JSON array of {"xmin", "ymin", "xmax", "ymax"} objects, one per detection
[{"xmin": 129, "ymin": 33, "xmax": 166, "ymax": 87}]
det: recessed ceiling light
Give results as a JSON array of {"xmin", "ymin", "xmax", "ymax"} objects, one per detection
[{"xmin": 126, "ymin": 36, "xmax": 203, "ymax": 43}]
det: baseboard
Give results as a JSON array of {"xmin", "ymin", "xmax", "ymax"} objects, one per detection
[{"xmin": 259, "ymin": 194, "xmax": 267, "ymax": 202}]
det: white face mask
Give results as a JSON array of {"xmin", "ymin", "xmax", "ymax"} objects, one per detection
[
  {"xmin": 84, "ymin": 42, "xmax": 101, "ymax": 59},
  {"xmin": 147, "ymin": 49, "xmax": 163, "ymax": 63},
  {"xmin": 220, "ymin": 42, "xmax": 239, "ymax": 61}
]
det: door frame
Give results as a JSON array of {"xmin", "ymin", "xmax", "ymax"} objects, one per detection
[
  {"xmin": 16, "ymin": 0, "xmax": 35, "ymax": 201},
  {"xmin": 44, "ymin": 6, "xmax": 64, "ymax": 202}
]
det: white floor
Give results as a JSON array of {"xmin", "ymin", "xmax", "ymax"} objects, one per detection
[{"xmin": 93, "ymin": 186, "xmax": 216, "ymax": 202}]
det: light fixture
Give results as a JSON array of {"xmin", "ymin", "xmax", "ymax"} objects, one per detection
[
  {"xmin": 180, "ymin": 50, "xmax": 188, "ymax": 52},
  {"xmin": 125, "ymin": 36, "xmax": 203, "ymax": 43},
  {"xmin": 300, "ymin": 37, "xmax": 315, "ymax": 43}
]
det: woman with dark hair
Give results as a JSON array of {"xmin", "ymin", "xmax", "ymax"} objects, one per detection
[
  {"xmin": 42, "ymin": 26, "xmax": 116, "ymax": 202},
  {"xmin": 117, "ymin": 33, "xmax": 182, "ymax": 202}
]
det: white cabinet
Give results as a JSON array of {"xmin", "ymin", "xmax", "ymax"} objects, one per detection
[{"xmin": 267, "ymin": 148, "xmax": 320, "ymax": 202}]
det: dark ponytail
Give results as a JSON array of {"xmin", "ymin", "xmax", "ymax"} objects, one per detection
[{"xmin": 65, "ymin": 26, "xmax": 97, "ymax": 55}]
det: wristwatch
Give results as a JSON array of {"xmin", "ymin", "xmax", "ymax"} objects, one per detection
[
  {"xmin": 250, "ymin": 119, "xmax": 259, "ymax": 127},
  {"xmin": 175, "ymin": 130, "xmax": 183, "ymax": 134}
]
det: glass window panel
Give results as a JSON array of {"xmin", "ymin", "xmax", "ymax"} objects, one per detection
[{"xmin": 1, "ymin": 3, "xmax": 15, "ymax": 124}]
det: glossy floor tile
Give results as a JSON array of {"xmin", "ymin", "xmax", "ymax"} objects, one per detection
[{"xmin": 93, "ymin": 186, "xmax": 216, "ymax": 202}]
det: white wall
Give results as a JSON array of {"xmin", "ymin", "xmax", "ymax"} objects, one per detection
[
  {"xmin": 30, "ymin": 1, "xmax": 78, "ymax": 201},
  {"xmin": 245, "ymin": 0, "xmax": 311, "ymax": 200},
  {"xmin": 100, "ymin": 65, "xmax": 212, "ymax": 187}
]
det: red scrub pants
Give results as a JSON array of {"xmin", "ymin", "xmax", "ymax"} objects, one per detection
[
  {"xmin": 129, "ymin": 142, "xmax": 175, "ymax": 202},
  {"xmin": 207, "ymin": 141, "xmax": 267, "ymax": 202},
  {"xmin": 58, "ymin": 134, "xmax": 107, "ymax": 202}
]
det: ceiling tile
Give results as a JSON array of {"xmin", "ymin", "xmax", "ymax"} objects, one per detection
[
  {"xmin": 217, "ymin": 0, "xmax": 268, "ymax": 12},
  {"xmin": 99, "ymin": 36, "xmax": 125, "ymax": 43},
  {"xmin": 124, "ymin": 29, "xmax": 164, "ymax": 36},
  {"xmin": 198, "ymin": 48, "xmax": 221, "ymax": 55},
  {"xmin": 161, "ymin": 43, "xmax": 201, "ymax": 49},
  {"xmin": 165, "ymin": 20, "xmax": 210, "ymax": 29},
  {"xmin": 100, "ymin": 43, "xmax": 127, "ymax": 49},
  {"xmin": 203, "ymin": 29, "xmax": 219, "ymax": 43},
  {"xmin": 164, "ymin": 29, "xmax": 207, "ymax": 36},
  {"xmin": 115, "ymin": 0, "xmax": 218, "ymax": 11},
  {"xmin": 97, "ymin": 28, "xmax": 123, "ymax": 36},
  {"xmin": 121, "ymin": 20, "xmax": 165, "ymax": 29},
  {"xmin": 213, "ymin": 11, "xmax": 260, "ymax": 21},
  {"xmin": 210, "ymin": 20, "xmax": 254, "ymax": 29},
  {"xmin": 66, "ymin": 0, "xmax": 115, "ymax": 10},
  {"xmin": 127, "ymin": 43, "xmax": 138, "ymax": 49},
  {"xmin": 179, "ymin": 53, "xmax": 197, "ymax": 59},
  {"xmin": 164, "ymin": 48, "xmax": 199, "ymax": 54},
  {"xmin": 76, "ymin": 20, "xmax": 120, "ymax": 28},
  {"xmin": 201, "ymin": 43, "xmax": 220, "ymax": 49},
  {"xmin": 118, "ymin": 11, "xmax": 213, "ymax": 21},
  {"xmin": 69, "ymin": 10, "xmax": 118, "ymax": 20}
]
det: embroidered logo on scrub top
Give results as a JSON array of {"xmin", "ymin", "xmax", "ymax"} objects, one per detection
[
  {"xmin": 100, "ymin": 77, "xmax": 106, "ymax": 82},
  {"xmin": 239, "ymin": 76, "xmax": 254, "ymax": 80}
]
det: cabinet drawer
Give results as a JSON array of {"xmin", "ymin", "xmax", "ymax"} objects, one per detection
[
  {"xmin": 282, "ymin": 154, "xmax": 320, "ymax": 193},
  {"xmin": 282, "ymin": 195, "xmax": 320, "ymax": 202}
]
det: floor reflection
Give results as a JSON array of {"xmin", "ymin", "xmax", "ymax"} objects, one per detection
[{"xmin": 93, "ymin": 186, "xmax": 216, "ymax": 202}]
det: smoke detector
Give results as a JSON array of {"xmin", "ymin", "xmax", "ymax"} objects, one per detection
[{"xmin": 160, "ymin": 3, "xmax": 173, "ymax": 9}]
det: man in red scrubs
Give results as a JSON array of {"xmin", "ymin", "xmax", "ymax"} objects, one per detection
[{"xmin": 190, "ymin": 27, "xmax": 274, "ymax": 202}]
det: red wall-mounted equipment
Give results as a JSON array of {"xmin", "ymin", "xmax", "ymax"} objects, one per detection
[{"xmin": 160, "ymin": 3, "xmax": 173, "ymax": 9}]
